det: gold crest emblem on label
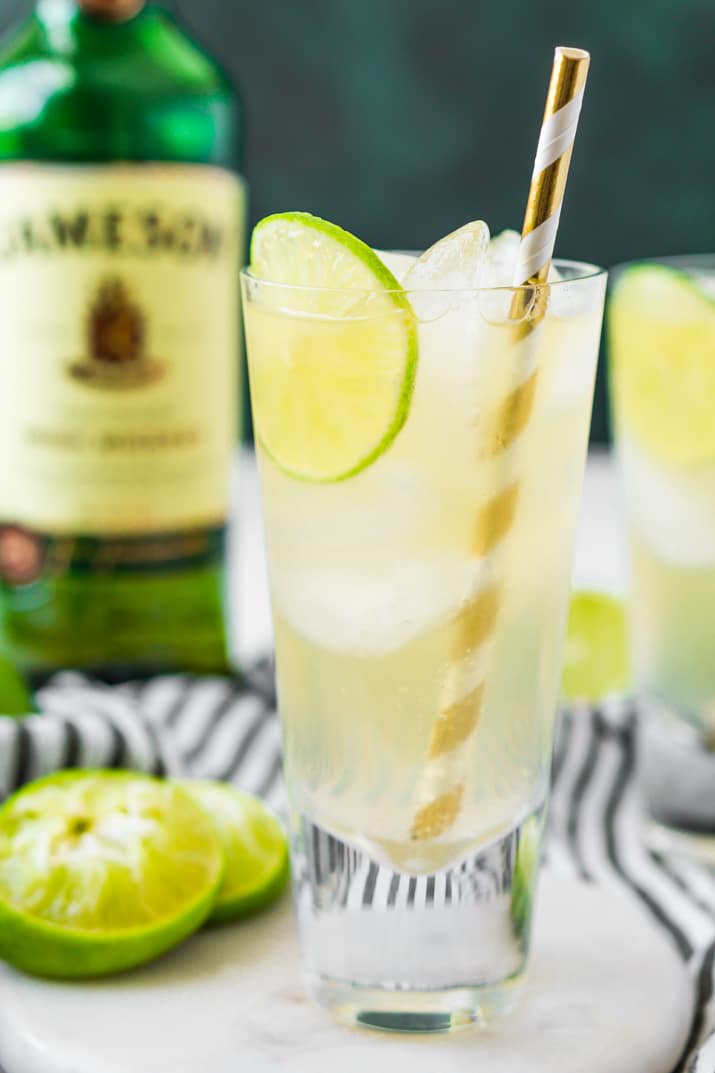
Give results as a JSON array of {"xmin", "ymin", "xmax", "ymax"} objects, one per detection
[{"xmin": 69, "ymin": 277, "xmax": 164, "ymax": 389}]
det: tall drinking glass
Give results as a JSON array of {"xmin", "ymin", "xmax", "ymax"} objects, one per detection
[
  {"xmin": 242, "ymin": 260, "xmax": 606, "ymax": 1030},
  {"xmin": 609, "ymin": 256, "xmax": 715, "ymax": 835}
]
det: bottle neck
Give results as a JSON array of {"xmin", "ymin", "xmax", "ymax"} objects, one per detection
[{"xmin": 76, "ymin": 0, "xmax": 146, "ymax": 21}]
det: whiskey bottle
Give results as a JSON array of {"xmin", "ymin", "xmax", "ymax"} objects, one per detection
[{"xmin": 0, "ymin": 0, "xmax": 245, "ymax": 680}]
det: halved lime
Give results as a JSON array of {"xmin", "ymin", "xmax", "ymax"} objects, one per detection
[
  {"xmin": 561, "ymin": 591, "xmax": 630, "ymax": 703},
  {"xmin": 181, "ymin": 780, "xmax": 289, "ymax": 925},
  {"xmin": 247, "ymin": 212, "xmax": 418, "ymax": 482},
  {"xmin": 609, "ymin": 264, "xmax": 715, "ymax": 464},
  {"xmin": 0, "ymin": 771, "xmax": 224, "ymax": 979}
]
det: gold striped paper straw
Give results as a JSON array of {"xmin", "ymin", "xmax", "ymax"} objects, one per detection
[{"xmin": 410, "ymin": 46, "xmax": 591, "ymax": 843}]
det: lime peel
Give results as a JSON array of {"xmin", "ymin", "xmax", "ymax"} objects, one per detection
[{"xmin": 181, "ymin": 780, "xmax": 289, "ymax": 925}]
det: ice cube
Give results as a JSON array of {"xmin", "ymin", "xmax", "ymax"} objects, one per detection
[
  {"xmin": 272, "ymin": 552, "xmax": 483, "ymax": 654},
  {"xmin": 536, "ymin": 311, "xmax": 600, "ymax": 413},
  {"xmin": 406, "ymin": 221, "xmax": 491, "ymax": 290},
  {"xmin": 620, "ymin": 437, "xmax": 715, "ymax": 567},
  {"xmin": 391, "ymin": 222, "xmax": 543, "ymax": 463},
  {"xmin": 485, "ymin": 229, "xmax": 563, "ymax": 287},
  {"xmin": 403, "ymin": 221, "xmax": 491, "ymax": 321},
  {"xmin": 260, "ymin": 456, "xmax": 437, "ymax": 561},
  {"xmin": 484, "ymin": 229, "xmax": 522, "ymax": 287}
]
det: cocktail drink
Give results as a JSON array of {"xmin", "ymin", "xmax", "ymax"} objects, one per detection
[
  {"xmin": 242, "ymin": 218, "xmax": 604, "ymax": 1022},
  {"xmin": 247, "ymin": 238, "xmax": 604, "ymax": 867},
  {"xmin": 242, "ymin": 47, "xmax": 603, "ymax": 1030},
  {"xmin": 609, "ymin": 257, "xmax": 715, "ymax": 829}
]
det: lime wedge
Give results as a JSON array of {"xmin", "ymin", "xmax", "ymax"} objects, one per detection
[
  {"xmin": 181, "ymin": 780, "xmax": 289, "ymax": 925},
  {"xmin": 609, "ymin": 264, "xmax": 715, "ymax": 464},
  {"xmin": 0, "ymin": 655, "xmax": 32, "ymax": 717},
  {"xmin": 247, "ymin": 212, "xmax": 418, "ymax": 482},
  {"xmin": 510, "ymin": 813, "xmax": 541, "ymax": 939},
  {"xmin": 562, "ymin": 591, "xmax": 630, "ymax": 703},
  {"xmin": 0, "ymin": 771, "xmax": 224, "ymax": 979}
]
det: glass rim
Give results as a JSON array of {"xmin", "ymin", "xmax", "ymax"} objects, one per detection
[
  {"xmin": 610, "ymin": 252, "xmax": 715, "ymax": 276},
  {"xmin": 240, "ymin": 257, "xmax": 606, "ymax": 297}
]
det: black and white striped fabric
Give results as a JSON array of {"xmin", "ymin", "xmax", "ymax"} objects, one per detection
[
  {"xmin": 2, "ymin": 671, "xmax": 715, "ymax": 1071},
  {"xmin": 552, "ymin": 700, "xmax": 715, "ymax": 1073},
  {"xmin": 0, "ymin": 664, "xmax": 284, "ymax": 813}
]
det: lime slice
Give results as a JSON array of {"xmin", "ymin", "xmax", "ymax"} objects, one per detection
[
  {"xmin": 247, "ymin": 212, "xmax": 418, "ymax": 482},
  {"xmin": 510, "ymin": 812, "xmax": 542, "ymax": 939},
  {"xmin": 0, "ymin": 771, "xmax": 224, "ymax": 979},
  {"xmin": 561, "ymin": 591, "xmax": 630, "ymax": 703},
  {"xmin": 0, "ymin": 655, "xmax": 32, "ymax": 717},
  {"xmin": 609, "ymin": 264, "xmax": 715, "ymax": 464},
  {"xmin": 181, "ymin": 780, "xmax": 289, "ymax": 925}
]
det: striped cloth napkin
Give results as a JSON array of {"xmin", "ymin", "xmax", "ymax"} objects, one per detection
[{"xmin": 1, "ymin": 668, "xmax": 715, "ymax": 1072}]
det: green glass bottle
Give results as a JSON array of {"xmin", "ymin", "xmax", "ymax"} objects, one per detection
[{"xmin": 0, "ymin": 0, "xmax": 245, "ymax": 681}]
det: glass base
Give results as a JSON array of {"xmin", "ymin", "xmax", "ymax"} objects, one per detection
[
  {"xmin": 289, "ymin": 806, "xmax": 543, "ymax": 1032},
  {"xmin": 308, "ymin": 975, "xmax": 522, "ymax": 1033}
]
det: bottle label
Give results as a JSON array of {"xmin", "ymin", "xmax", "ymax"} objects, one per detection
[
  {"xmin": 0, "ymin": 164, "xmax": 244, "ymax": 581},
  {"xmin": 78, "ymin": 0, "xmax": 145, "ymax": 20}
]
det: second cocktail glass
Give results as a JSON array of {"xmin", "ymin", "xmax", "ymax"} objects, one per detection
[
  {"xmin": 609, "ymin": 256, "xmax": 715, "ymax": 835},
  {"xmin": 242, "ymin": 247, "xmax": 606, "ymax": 1029}
]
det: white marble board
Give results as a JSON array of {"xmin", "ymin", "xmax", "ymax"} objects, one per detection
[{"xmin": 0, "ymin": 872, "xmax": 692, "ymax": 1073}]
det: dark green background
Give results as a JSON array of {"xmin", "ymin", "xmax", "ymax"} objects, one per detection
[{"xmin": 3, "ymin": 0, "xmax": 714, "ymax": 441}]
